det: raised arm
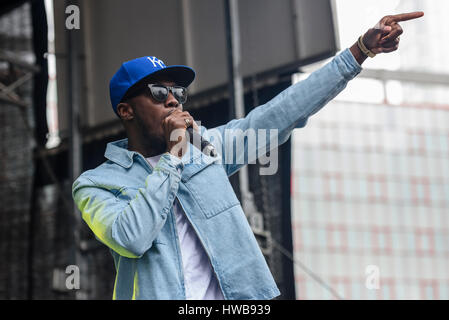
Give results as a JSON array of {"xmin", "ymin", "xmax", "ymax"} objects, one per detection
[
  {"xmin": 206, "ymin": 48, "xmax": 361, "ymax": 176},
  {"xmin": 206, "ymin": 11, "xmax": 424, "ymax": 177}
]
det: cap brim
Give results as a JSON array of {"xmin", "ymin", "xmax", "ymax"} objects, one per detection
[{"xmin": 142, "ymin": 65, "xmax": 195, "ymax": 88}]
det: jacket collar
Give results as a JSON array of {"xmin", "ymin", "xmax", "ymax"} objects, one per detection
[
  {"xmin": 104, "ymin": 138, "xmax": 136, "ymax": 168},
  {"xmin": 104, "ymin": 136, "xmax": 218, "ymax": 169}
]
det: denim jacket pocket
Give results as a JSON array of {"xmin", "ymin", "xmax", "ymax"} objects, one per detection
[{"xmin": 181, "ymin": 160, "xmax": 240, "ymax": 219}]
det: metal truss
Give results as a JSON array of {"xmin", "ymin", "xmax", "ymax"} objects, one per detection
[{"xmin": 0, "ymin": 50, "xmax": 40, "ymax": 108}]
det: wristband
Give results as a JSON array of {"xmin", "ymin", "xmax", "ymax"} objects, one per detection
[{"xmin": 357, "ymin": 35, "xmax": 376, "ymax": 58}]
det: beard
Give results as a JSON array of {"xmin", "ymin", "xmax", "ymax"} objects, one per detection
[
  {"xmin": 134, "ymin": 111, "xmax": 167, "ymax": 156},
  {"xmin": 143, "ymin": 132, "xmax": 167, "ymax": 155}
]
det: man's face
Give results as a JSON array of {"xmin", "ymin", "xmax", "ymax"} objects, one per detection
[{"xmin": 126, "ymin": 80, "xmax": 183, "ymax": 153}]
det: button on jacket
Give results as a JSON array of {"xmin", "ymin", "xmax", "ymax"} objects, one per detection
[{"xmin": 72, "ymin": 49, "xmax": 362, "ymax": 300}]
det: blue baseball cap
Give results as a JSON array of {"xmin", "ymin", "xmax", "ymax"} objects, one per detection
[{"xmin": 109, "ymin": 56, "xmax": 195, "ymax": 115}]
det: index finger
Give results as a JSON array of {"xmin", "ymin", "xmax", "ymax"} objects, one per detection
[{"xmin": 391, "ymin": 11, "xmax": 424, "ymax": 22}]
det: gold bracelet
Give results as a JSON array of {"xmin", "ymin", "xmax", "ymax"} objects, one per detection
[{"xmin": 357, "ymin": 35, "xmax": 376, "ymax": 58}]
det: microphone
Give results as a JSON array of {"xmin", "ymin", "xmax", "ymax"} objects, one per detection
[{"xmin": 186, "ymin": 127, "xmax": 217, "ymax": 157}]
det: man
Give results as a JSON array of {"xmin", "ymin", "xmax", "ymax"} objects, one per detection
[{"xmin": 72, "ymin": 12, "xmax": 423, "ymax": 300}]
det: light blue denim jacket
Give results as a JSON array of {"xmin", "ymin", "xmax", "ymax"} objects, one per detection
[{"xmin": 72, "ymin": 49, "xmax": 361, "ymax": 300}]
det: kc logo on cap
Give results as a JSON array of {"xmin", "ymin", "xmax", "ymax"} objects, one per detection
[{"xmin": 147, "ymin": 57, "xmax": 166, "ymax": 69}]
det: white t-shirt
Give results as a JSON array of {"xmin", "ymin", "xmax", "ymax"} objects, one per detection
[{"xmin": 147, "ymin": 155, "xmax": 224, "ymax": 300}]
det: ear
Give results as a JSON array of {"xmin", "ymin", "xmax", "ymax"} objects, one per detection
[{"xmin": 117, "ymin": 102, "xmax": 134, "ymax": 121}]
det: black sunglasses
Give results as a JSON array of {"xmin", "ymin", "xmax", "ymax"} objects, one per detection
[{"xmin": 147, "ymin": 84, "xmax": 188, "ymax": 104}]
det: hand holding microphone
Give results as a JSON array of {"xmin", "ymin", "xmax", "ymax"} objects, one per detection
[{"xmin": 163, "ymin": 109, "xmax": 216, "ymax": 158}]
